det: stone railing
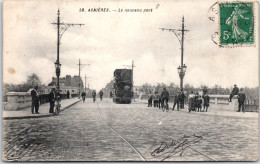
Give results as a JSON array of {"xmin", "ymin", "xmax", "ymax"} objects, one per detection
[
  {"xmin": 3, "ymin": 92, "xmax": 79, "ymax": 111},
  {"xmin": 209, "ymin": 94, "xmax": 238, "ymax": 111},
  {"xmin": 4, "ymin": 92, "xmax": 32, "ymax": 111}
]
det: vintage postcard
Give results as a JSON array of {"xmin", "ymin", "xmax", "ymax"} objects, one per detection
[{"xmin": 2, "ymin": 0, "xmax": 259, "ymax": 162}]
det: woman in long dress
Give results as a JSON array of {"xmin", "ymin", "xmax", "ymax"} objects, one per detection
[{"xmin": 188, "ymin": 91, "xmax": 195, "ymax": 112}]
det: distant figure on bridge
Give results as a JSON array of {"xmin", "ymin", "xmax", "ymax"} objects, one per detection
[
  {"xmin": 81, "ymin": 91, "xmax": 86, "ymax": 103},
  {"xmin": 161, "ymin": 88, "xmax": 169, "ymax": 109},
  {"xmin": 196, "ymin": 95, "xmax": 203, "ymax": 112},
  {"xmin": 67, "ymin": 90, "xmax": 70, "ymax": 99},
  {"xmin": 237, "ymin": 88, "xmax": 246, "ymax": 112},
  {"xmin": 202, "ymin": 93, "xmax": 210, "ymax": 112},
  {"xmin": 48, "ymin": 88, "xmax": 56, "ymax": 113},
  {"xmin": 158, "ymin": 94, "xmax": 162, "ymax": 109},
  {"xmin": 229, "ymin": 84, "xmax": 239, "ymax": 102},
  {"xmin": 153, "ymin": 92, "xmax": 159, "ymax": 107},
  {"xmin": 147, "ymin": 93, "xmax": 154, "ymax": 107},
  {"xmin": 110, "ymin": 91, "xmax": 113, "ymax": 98},
  {"xmin": 194, "ymin": 93, "xmax": 200, "ymax": 111},
  {"xmin": 203, "ymin": 87, "xmax": 208, "ymax": 95},
  {"xmin": 31, "ymin": 86, "xmax": 40, "ymax": 114},
  {"xmin": 92, "ymin": 90, "xmax": 96, "ymax": 103},
  {"xmin": 99, "ymin": 90, "xmax": 103, "ymax": 101},
  {"xmin": 188, "ymin": 91, "xmax": 195, "ymax": 112},
  {"xmin": 173, "ymin": 91, "xmax": 180, "ymax": 111},
  {"xmin": 179, "ymin": 90, "xmax": 186, "ymax": 109},
  {"xmin": 131, "ymin": 91, "xmax": 135, "ymax": 102}
]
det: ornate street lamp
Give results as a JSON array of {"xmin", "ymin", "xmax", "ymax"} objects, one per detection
[
  {"xmin": 160, "ymin": 16, "xmax": 188, "ymax": 91},
  {"xmin": 177, "ymin": 64, "xmax": 187, "ymax": 90},
  {"xmin": 55, "ymin": 61, "xmax": 61, "ymax": 90}
]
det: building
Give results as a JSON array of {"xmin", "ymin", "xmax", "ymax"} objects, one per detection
[{"xmin": 45, "ymin": 75, "xmax": 84, "ymax": 97}]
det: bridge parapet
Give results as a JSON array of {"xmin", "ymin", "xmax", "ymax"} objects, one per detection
[{"xmin": 3, "ymin": 91, "xmax": 78, "ymax": 111}]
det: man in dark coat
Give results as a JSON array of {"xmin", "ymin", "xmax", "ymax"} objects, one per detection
[
  {"xmin": 147, "ymin": 94, "xmax": 154, "ymax": 107},
  {"xmin": 31, "ymin": 86, "xmax": 40, "ymax": 114},
  {"xmin": 99, "ymin": 90, "xmax": 103, "ymax": 101},
  {"xmin": 237, "ymin": 88, "xmax": 246, "ymax": 112},
  {"xmin": 203, "ymin": 87, "xmax": 208, "ymax": 95},
  {"xmin": 92, "ymin": 90, "xmax": 96, "ymax": 103},
  {"xmin": 161, "ymin": 88, "xmax": 169, "ymax": 110},
  {"xmin": 48, "ymin": 88, "xmax": 56, "ymax": 113},
  {"xmin": 202, "ymin": 93, "xmax": 210, "ymax": 112},
  {"xmin": 110, "ymin": 91, "xmax": 113, "ymax": 98},
  {"xmin": 194, "ymin": 93, "xmax": 200, "ymax": 111},
  {"xmin": 81, "ymin": 91, "xmax": 86, "ymax": 103},
  {"xmin": 67, "ymin": 90, "xmax": 70, "ymax": 99},
  {"xmin": 229, "ymin": 84, "xmax": 239, "ymax": 102},
  {"xmin": 179, "ymin": 90, "xmax": 186, "ymax": 109},
  {"xmin": 173, "ymin": 92, "xmax": 180, "ymax": 111},
  {"xmin": 153, "ymin": 92, "xmax": 159, "ymax": 107}
]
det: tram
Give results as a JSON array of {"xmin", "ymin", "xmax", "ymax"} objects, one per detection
[{"xmin": 113, "ymin": 69, "xmax": 133, "ymax": 104}]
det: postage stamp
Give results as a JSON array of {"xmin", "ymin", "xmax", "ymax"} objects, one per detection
[{"xmin": 219, "ymin": 2, "xmax": 255, "ymax": 47}]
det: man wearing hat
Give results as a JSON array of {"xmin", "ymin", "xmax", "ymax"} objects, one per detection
[
  {"xmin": 161, "ymin": 88, "xmax": 169, "ymax": 110},
  {"xmin": 179, "ymin": 90, "xmax": 186, "ymax": 109},
  {"xmin": 31, "ymin": 86, "xmax": 40, "ymax": 114},
  {"xmin": 173, "ymin": 91, "xmax": 180, "ymax": 111},
  {"xmin": 153, "ymin": 91, "xmax": 159, "ymax": 107},
  {"xmin": 48, "ymin": 88, "xmax": 56, "ymax": 113},
  {"xmin": 237, "ymin": 88, "xmax": 246, "ymax": 112},
  {"xmin": 229, "ymin": 84, "xmax": 239, "ymax": 102}
]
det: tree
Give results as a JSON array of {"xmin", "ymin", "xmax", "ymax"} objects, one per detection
[{"xmin": 26, "ymin": 73, "xmax": 41, "ymax": 87}]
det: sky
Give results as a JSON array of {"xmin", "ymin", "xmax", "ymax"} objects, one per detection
[{"xmin": 3, "ymin": 0, "xmax": 259, "ymax": 90}]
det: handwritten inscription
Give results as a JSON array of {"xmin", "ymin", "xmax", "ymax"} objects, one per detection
[{"xmin": 147, "ymin": 132, "xmax": 210, "ymax": 161}]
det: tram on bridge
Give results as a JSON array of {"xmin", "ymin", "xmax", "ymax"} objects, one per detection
[{"xmin": 113, "ymin": 69, "xmax": 133, "ymax": 104}]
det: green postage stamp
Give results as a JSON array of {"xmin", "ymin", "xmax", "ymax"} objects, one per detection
[{"xmin": 219, "ymin": 2, "xmax": 255, "ymax": 46}]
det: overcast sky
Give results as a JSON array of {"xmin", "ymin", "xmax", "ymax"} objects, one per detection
[{"xmin": 3, "ymin": 0, "xmax": 259, "ymax": 90}]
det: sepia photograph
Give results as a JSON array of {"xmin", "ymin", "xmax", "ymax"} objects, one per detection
[{"xmin": 2, "ymin": 0, "xmax": 259, "ymax": 161}]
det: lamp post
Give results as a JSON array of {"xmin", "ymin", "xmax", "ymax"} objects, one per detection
[
  {"xmin": 177, "ymin": 64, "xmax": 187, "ymax": 90},
  {"xmin": 55, "ymin": 61, "xmax": 61, "ymax": 90},
  {"xmin": 160, "ymin": 16, "xmax": 188, "ymax": 91},
  {"xmin": 51, "ymin": 9, "xmax": 84, "ymax": 94}
]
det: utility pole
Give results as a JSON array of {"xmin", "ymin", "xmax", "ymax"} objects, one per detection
[
  {"xmin": 159, "ymin": 16, "xmax": 188, "ymax": 90},
  {"xmin": 77, "ymin": 59, "xmax": 90, "ymax": 98},
  {"xmin": 85, "ymin": 74, "xmax": 87, "ymax": 92},
  {"xmin": 51, "ymin": 9, "xmax": 84, "ymax": 92},
  {"xmin": 131, "ymin": 60, "xmax": 135, "ymax": 96},
  {"xmin": 77, "ymin": 59, "xmax": 90, "ymax": 99}
]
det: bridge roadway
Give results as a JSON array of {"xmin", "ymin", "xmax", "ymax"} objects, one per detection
[{"xmin": 2, "ymin": 98, "xmax": 258, "ymax": 161}]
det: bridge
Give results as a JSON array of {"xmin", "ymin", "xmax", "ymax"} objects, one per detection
[{"xmin": 2, "ymin": 98, "xmax": 258, "ymax": 161}]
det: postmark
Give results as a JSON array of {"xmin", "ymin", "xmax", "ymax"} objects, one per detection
[{"xmin": 219, "ymin": 1, "xmax": 255, "ymax": 47}]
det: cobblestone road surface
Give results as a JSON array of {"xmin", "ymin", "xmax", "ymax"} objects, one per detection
[{"xmin": 2, "ymin": 98, "xmax": 258, "ymax": 161}]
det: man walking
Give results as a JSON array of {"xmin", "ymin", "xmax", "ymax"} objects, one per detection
[
  {"xmin": 110, "ymin": 91, "xmax": 113, "ymax": 98},
  {"xmin": 237, "ymin": 88, "xmax": 246, "ymax": 112},
  {"xmin": 229, "ymin": 84, "xmax": 239, "ymax": 102},
  {"xmin": 161, "ymin": 88, "xmax": 169, "ymax": 111},
  {"xmin": 31, "ymin": 86, "xmax": 40, "ymax": 114},
  {"xmin": 99, "ymin": 90, "xmax": 103, "ymax": 101},
  {"xmin": 173, "ymin": 92, "xmax": 180, "ymax": 111},
  {"xmin": 67, "ymin": 90, "xmax": 70, "ymax": 99},
  {"xmin": 92, "ymin": 90, "xmax": 96, "ymax": 103},
  {"xmin": 202, "ymin": 93, "xmax": 210, "ymax": 112},
  {"xmin": 48, "ymin": 88, "xmax": 56, "ymax": 113},
  {"xmin": 153, "ymin": 92, "xmax": 159, "ymax": 107},
  {"xmin": 81, "ymin": 91, "xmax": 86, "ymax": 103},
  {"xmin": 179, "ymin": 90, "xmax": 186, "ymax": 109}
]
